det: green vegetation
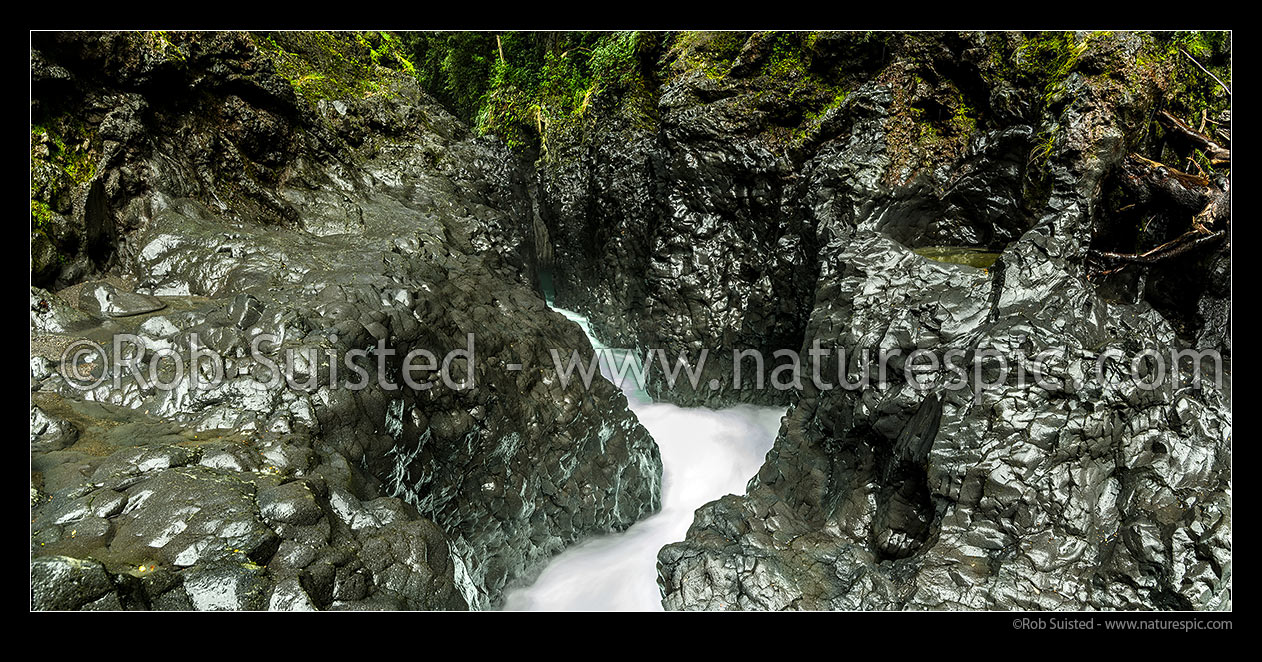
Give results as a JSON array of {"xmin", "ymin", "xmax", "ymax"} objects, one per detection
[
  {"xmin": 668, "ymin": 31, "xmax": 747, "ymax": 80},
  {"xmin": 971, "ymin": 31, "xmax": 1230, "ymax": 194},
  {"xmin": 667, "ymin": 31, "xmax": 862, "ymax": 150},
  {"xmin": 32, "ymin": 122, "xmax": 96, "ymax": 189},
  {"xmin": 1012, "ymin": 31, "xmax": 1094, "ymax": 108},
  {"xmin": 883, "ymin": 43, "xmax": 985, "ymax": 183},
  {"xmin": 1146, "ymin": 31, "xmax": 1231, "ymax": 125},
  {"xmin": 759, "ymin": 31, "xmax": 849, "ymax": 106},
  {"xmin": 982, "ymin": 30, "xmax": 1230, "ymax": 127},
  {"xmin": 31, "ymin": 118, "xmax": 98, "ymax": 270},
  {"xmin": 144, "ymin": 31, "xmax": 188, "ymax": 62},
  {"xmin": 1148, "ymin": 32, "xmax": 1230, "ymax": 178},
  {"xmin": 404, "ymin": 31, "xmax": 653, "ymax": 152},
  {"xmin": 265, "ymin": 31, "xmax": 891, "ymax": 155},
  {"xmin": 245, "ymin": 29, "xmax": 1228, "ymax": 183},
  {"xmin": 255, "ymin": 31, "xmax": 419, "ymax": 103},
  {"xmin": 402, "ymin": 31, "xmax": 865, "ymax": 153},
  {"xmin": 408, "ymin": 32, "xmax": 497, "ymax": 123},
  {"xmin": 794, "ymin": 87, "xmax": 849, "ymax": 143},
  {"xmin": 31, "ymin": 199, "xmax": 54, "ymax": 236},
  {"xmin": 1031, "ymin": 124, "xmax": 1058, "ymax": 168}
]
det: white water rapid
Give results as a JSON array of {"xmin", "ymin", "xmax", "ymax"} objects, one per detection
[{"xmin": 502, "ymin": 290, "xmax": 785, "ymax": 611}]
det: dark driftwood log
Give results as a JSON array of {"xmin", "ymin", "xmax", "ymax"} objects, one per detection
[
  {"xmin": 1194, "ymin": 181, "xmax": 1230, "ymax": 234},
  {"xmin": 1159, "ymin": 111, "xmax": 1231, "ymax": 166},
  {"xmin": 1122, "ymin": 153, "xmax": 1210, "ymax": 214},
  {"xmin": 1090, "ymin": 153, "xmax": 1229, "ymax": 276},
  {"xmin": 1095, "ymin": 229, "xmax": 1226, "ymax": 266}
]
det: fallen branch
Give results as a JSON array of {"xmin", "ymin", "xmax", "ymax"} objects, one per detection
[
  {"xmin": 1094, "ymin": 229, "xmax": 1226, "ymax": 266},
  {"xmin": 1159, "ymin": 111, "xmax": 1231, "ymax": 167},
  {"xmin": 1193, "ymin": 181, "xmax": 1231, "ymax": 234},
  {"xmin": 1128, "ymin": 153, "xmax": 1208, "ymax": 187},
  {"xmin": 1179, "ymin": 48, "xmax": 1232, "ymax": 97},
  {"xmin": 1122, "ymin": 153, "xmax": 1211, "ymax": 213}
]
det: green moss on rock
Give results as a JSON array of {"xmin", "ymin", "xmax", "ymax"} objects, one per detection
[
  {"xmin": 30, "ymin": 117, "xmax": 99, "ymax": 278},
  {"xmin": 402, "ymin": 31, "xmax": 656, "ymax": 154},
  {"xmin": 253, "ymin": 31, "xmax": 418, "ymax": 104}
]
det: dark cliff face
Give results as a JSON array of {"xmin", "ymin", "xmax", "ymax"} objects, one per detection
[
  {"xmin": 609, "ymin": 32, "xmax": 1228, "ymax": 610},
  {"xmin": 518, "ymin": 32, "xmax": 1231, "ymax": 410},
  {"xmin": 30, "ymin": 32, "xmax": 661, "ymax": 610},
  {"xmin": 411, "ymin": 31, "xmax": 1230, "ymax": 609}
]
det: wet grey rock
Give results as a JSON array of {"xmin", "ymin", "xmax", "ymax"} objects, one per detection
[
  {"xmin": 197, "ymin": 442, "xmax": 264, "ymax": 473},
  {"xmin": 872, "ymin": 393, "xmax": 942, "ymax": 560},
  {"xmin": 268, "ymin": 577, "xmax": 318, "ymax": 611},
  {"xmin": 354, "ymin": 520, "xmax": 467, "ymax": 610},
  {"xmin": 31, "ymin": 405, "xmax": 78, "ymax": 453},
  {"xmin": 657, "ymin": 43, "xmax": 1231, "ymax": 610},
  {"xmin": 31, "ymin": 556, "xmax": 116, "ymax": 611},
  {"xmin": 78, "ymin": 282, "xmax": 166, "ymax": 318},
  {"xmin": 108, "ymin": 466, "xmax": 279, "ymax": 568},
  {"xmin": 81, "ymin": 592, "xmax": 125, "ymax": 611},
  {"xmin": 1195, "ymin": 244, "xmax": 1231, "ymax": 354},
  {"xmin": 31, "ymin": 287, "xmax": 96, "ymax": 334},
  {"xmin": 258, "ymin": 481, "xmax": 323, "ymax": 526},
  {"xmin": 90, "ymin": 445, "xmax": 197, "ymax": 490},
  {"xmin": 183, "ymin": 560, "xmax": 270, "ymax": 611},
  {"xmin": 28, "ymin": 399, "xmax": 478, "ymax": 611},
  {"xmin": 30, "ymin": 32, "xmax": 661, "ymax": 610},
  {"xmin": 31, "ymin": 47, "xmax": 73, "ymax": 86},
  {"xmin": 227, "ymin": 293, "xmax": 264, "ymax": 330}
]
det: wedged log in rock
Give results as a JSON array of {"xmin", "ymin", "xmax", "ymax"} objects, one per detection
[
  {"xmin": 1094, "ymin": 229, "xmax": 1226, "ymax": 267},
  {"xmin": 1159, "ymin": 110, "xmax": 1230, "ymax": 167},
  {"xmin": 1119, "ymin": 154, "xmax": 1211, "ymax": 214}
]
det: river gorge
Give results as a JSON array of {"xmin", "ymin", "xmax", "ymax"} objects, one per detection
[{"xmin": 30, "ymin": 30, "xmax": 1231, "ymax": 612}]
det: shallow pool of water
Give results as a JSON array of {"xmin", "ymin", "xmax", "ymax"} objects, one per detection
[{"xmin": 913, "ymin": 246, "xmax": 1002, "ymax": 269}]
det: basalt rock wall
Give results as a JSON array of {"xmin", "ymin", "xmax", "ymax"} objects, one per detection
[
  {"xmin": 30, "ymin": 31, "xmax": 661, "ymax": 611},
  {"xmin": 441, "ymin": 31, "xmax": 1231, "ymax": 609},
  {"xmin": 646, "ymin": 32, "xmax": 1232, "ymax": 610}
]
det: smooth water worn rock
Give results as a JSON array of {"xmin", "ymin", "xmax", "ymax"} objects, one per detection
[
  {"xmin": 656, "ymin": 35, "xmax": 1231, "ymax": 610},
  {"xmin": 78, "ymin": 282, "xmax": 166, "ymax": 318},
  {"xmin": 31, "ymin": 32, "xmax": 661, "ymax": 611}
]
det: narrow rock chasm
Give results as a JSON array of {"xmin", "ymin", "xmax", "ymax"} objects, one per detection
[{"xmin": 503, "ymin": 281, "xmax": 785, "ymax": 610}]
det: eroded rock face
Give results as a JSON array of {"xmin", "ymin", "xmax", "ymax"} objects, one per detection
[
  {"xmin": 658, "ymin": 230, "xmax": 1230, "ymax": 610},
  {"xmin": 30, "ymin": 396, "xmax": 467, "ymax": 611},
  {"xmin": 656, "ymin": 44, "xmax": 1231, "ymax": 610},
  {"xmin": 480, "ymin": 31, "xmax": 1228, "ymax": 611},
  {"xmin": 536, "ymin": 34, "xmax": 1063, "ymax": 409},
  {"xmin": 78, "ymin": 282, "xmax": 166, "ymax": 318},
  {"xmin": 539, "ymin": 68, "xmax": 818, "ymax": 408},
  {"xmin": 31, "ymin": 32, "xmax": 661, "ymax": 610}
]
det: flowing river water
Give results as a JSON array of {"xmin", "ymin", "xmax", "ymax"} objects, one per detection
[{"xmin": 502, "ymin": 285, "xmax": 786, "ymax": 610}]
